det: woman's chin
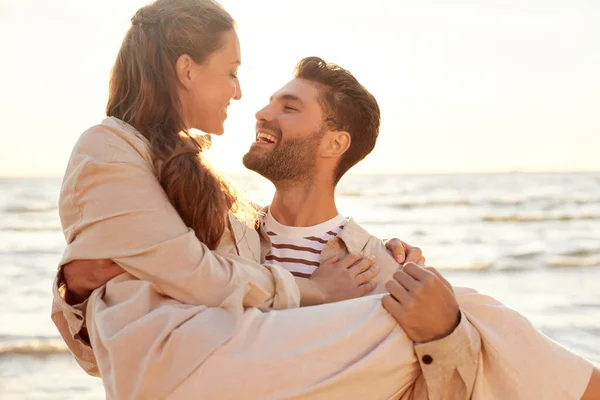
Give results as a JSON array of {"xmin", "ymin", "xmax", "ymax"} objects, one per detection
[
  {"xmin": 211, "ymin": 126, "xmax": 225, "ymax": 136},
  {"xmin": 194, "ymin": 123, "xmax": 225, "ymax": 136}
]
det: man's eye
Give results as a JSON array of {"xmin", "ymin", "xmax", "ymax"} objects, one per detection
[
  {"xmin": 284, "ymin": 106, "xmax": 297, "ymax": 111},
  {"xmin": 230, "ymin": 73, "xmax": 238, "ymax": 79}
]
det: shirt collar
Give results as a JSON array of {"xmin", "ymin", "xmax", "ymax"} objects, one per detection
[{"xmin": 257, "ymin": 205, "xmax": 371, "ymax": 255}]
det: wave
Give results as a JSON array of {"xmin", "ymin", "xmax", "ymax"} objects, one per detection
[
  {"xmin": 561, "ymin": 248, "xmax": 600, "ymax": 257},
  {"xmin": 2, "ymin": 205, "xmax": 57, "ymax": 214},
  {"xmin": 482, "ymin": 214, "xmax": 600, "ymax": 223},
  {"xmin": 0, "ymin": 338, "xmax": 69, "ymax": 356},
  {"xmin": 0, "ymin": 226, "xmax": 62, "ymax": 232},
  {"xmin": 338, "ymin": 191, "xmax": 364, "ymax": 197},
  {"xmin": 509, "ymin": 250, "xmax": 543, "ymax": 260},
  {"xmin": 494, "ymin": 264, "xmax": 537, "ymax": 272},
  {"xmin": 381, "ymin": 197, "xmax": 600, "ymax": 210},
  {"xmin": 391, "ymin": 200, "xmax": 473, "ymax": 209},
  {"xmin": 547, "ymin": 257, "xmax": 600, "ymax": 268},
  {"xmin": 435, "ymin": 262, "xmax": 495, "ymax": 271},
  {"xmin": 0, "ymin": 250, "xmax": 61, "ymax": 256}
]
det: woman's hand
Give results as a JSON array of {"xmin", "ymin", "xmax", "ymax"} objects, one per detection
[
  {"xmin": 299, "ymin": 253, "xmax": 379, "ymax": 306},
  {"xmin": 62, "ymin": 259, "xmax": 125, "ymax": 304},
  {"xmin": 384, "ymin": 238, "xmax": 425, "ymax": 266}
]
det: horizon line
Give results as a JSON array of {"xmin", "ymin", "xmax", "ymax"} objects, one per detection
[{"xmin": 2, "ymin": 169, "xmax": 599, "ymax": 180}]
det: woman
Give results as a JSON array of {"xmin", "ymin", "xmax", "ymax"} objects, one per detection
[{"xmin": 52, "ymin": 0, "xmax": 599, "ymax": 399}]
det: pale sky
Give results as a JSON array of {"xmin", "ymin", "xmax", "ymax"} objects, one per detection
[{"xmin": 1, "ymin": 0, "xmax": 599, "ymax": 177}]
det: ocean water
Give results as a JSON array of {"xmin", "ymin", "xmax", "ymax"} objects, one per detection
[{"xmin": 1, "ymin": 172, "xmax": 599, "ymax": 398}]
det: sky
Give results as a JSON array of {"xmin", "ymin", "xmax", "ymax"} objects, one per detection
[{"xmin": 0, "ymin": 0, "xmax": 599, "ymax": 177}]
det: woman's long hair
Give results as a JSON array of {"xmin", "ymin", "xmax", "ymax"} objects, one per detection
[{"xmin": 107, "ymin": 0, "xmax": 255, "ymax": 249}]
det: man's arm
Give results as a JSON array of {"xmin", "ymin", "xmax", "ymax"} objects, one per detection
[
  {"xmin": 582, "ymin": 368, "xmax": 600, "ymax": 400},
  {"xmin": 383, "ymin": 263, "xmax": 481, "ymax": 400}
]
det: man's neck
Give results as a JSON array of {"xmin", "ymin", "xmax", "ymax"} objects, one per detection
[{"xmin": 270, "ymin": 178, "xmax": 338, "ymax": 227}]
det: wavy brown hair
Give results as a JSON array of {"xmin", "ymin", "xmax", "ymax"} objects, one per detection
[{"xmin": 107, "ymin": 0, "xmax": 254, "ymax": 250}]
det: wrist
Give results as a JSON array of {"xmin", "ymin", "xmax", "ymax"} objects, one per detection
[
  {"xmin": 298, "ymin": 278, "xmax": 326, "ymax": 306},
  {"xmin": 424, "ymin": 309, "xmax": 462, "ymax": 343}
]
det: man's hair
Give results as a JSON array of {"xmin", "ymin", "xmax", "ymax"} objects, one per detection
[{"xmin": 294, "ymin": 57, "xmax": 380, "ymax": 183}]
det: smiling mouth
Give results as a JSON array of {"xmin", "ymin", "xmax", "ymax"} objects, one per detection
[{"xmin": 255, "ymin": 131, "xmax": 279, "ymax": 144}]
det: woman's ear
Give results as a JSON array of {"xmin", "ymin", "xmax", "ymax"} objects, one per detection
[{"xmin": 175, "ymin": 54, "xmax": 195, "ymax": 90}]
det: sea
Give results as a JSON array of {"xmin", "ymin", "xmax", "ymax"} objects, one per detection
[{"xmin": 1, "ymin": 172, "xmax": 599, "ymax": 399}]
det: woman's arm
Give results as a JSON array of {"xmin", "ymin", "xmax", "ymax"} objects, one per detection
[{"xmin": 60, "ymin": 127, "xmax": 300, "ymax": 311}]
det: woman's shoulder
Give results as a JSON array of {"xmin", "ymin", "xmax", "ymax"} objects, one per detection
[{"xmin": 71, "ymin": 117, "xmax": 153, "ymax": 166}]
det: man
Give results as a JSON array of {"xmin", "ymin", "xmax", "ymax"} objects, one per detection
[
  {"xmin": 237, "ymin": 57, "xmax": 599, "ymax": 399},
  {"xmin": 56, "ymin": 57, "xmax": 599, "ymax": 399}
]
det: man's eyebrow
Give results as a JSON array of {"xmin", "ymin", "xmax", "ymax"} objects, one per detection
[
  {"xmin": 231, "ymin": 60, "xmax": 241, "ymax": 65},
  {"xmin": 269, "ymin": 94, "xmax": 304, "ymax": 105}
]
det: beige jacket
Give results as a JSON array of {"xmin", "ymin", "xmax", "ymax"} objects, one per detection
[
  {"xmin": 52, "ymin": 117, "xmax": 300, "ymax": 375},
  {"xmin": 52, "ymin": 118, "xmax": 593, "ymax": 399}
]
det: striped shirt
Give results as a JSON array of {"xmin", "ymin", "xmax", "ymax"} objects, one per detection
[{"xmin": 263, "ymin": 208, "xmax": 347, "ymax": 278}]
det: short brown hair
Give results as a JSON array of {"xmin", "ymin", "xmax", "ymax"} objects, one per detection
[{"xmin": 294, "ymin": 57, "xmax": 380, "ymax": 183}]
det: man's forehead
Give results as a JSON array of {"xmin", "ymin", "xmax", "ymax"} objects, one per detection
[{"xmin": 270, "ymin": 78, "xmax": 321, "ymax": 103}]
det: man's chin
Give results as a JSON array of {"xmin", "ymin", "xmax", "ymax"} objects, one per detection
[{"xmin": 242, "ymin": 152, "xmax": 266, "ymax": 175}]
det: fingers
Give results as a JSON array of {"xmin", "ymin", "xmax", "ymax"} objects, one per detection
[
  {"xmin": 321, "ymin": 255, "xmax": 340, "ymax": 265},
  {"xmin": 348, "ymin": 255, "xmax": 376, "ymax": 276},
  {"xmin": 403, "ymin": 244, "xmax": 423, "ymax": 266},
  {"xmin": 336, "ymin": 253, "xmax": 364, "ymax": 269},
  {"xmin": 385, "ymin": 278, "xmax": 411, "ymax": 304},
  {"xmin": 354, "ymin": 262, "xmax": 379, "ymax": 285},
  {"xmin": 382, "ymin": 294, "xmax": 404, "ymax": 317},
  {"xmin": 416, "ymin": 256, "xmax": 426, "ymax": 266},
  {"xmin": 385, "ymin": 279, "xmax": 410, "ymax": 304},
  {"xmin": 392, "ymin": 270, "xmax": 419, "ymax": 292},
  {"xmin": 385, "ymin": 238, "xmax": 407, "ymax": 264},
  {"xmin": 426, "ymin": 267, "xmax": 452, "ymax": 290},
  {"xmin": 402, "ymin": 262, "xmax": 430, "ymax": 281},
  {"xmin": 358, "ymin": 280, "xmax": 377, "ymax": 296}
]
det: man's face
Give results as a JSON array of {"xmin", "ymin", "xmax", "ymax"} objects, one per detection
[{"xmin": 242, "ymin": 78, "xmax": 327, "ymax": 183}]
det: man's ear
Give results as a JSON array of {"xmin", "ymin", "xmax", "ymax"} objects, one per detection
[
  {"xmin": 175, "ymin": 54, "xmax": 195, "ymax": 90},
  {"xmin": 321, "ymin": 130, "xmax": 351, "ymax": 159}
]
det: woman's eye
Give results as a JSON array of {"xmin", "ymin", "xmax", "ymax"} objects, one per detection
[
  {"xmin": 230, "ymin": 73, "xmax": 238, "ymax": 79},
  {"xmin": 284, "ymin": 106, "xmax": 297, "ymax": 111}
]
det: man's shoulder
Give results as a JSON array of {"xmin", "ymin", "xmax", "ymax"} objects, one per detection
[{"xmin": 337, "ymin": 218, "xmax": 400, "ymax": 274}]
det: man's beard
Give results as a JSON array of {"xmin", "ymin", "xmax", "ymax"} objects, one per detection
[{"xmin": 243, "ymin": 128, "xmax": 324, "ymax": 183}]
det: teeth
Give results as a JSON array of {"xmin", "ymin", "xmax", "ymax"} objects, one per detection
[{"xmin": 256, "ymin": 132, "xmax": 278, "ymax": 143}]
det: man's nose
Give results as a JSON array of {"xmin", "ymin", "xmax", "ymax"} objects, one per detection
[{"xmin": 255, "ymin": 104, "xmax": 273, "ymax": 122}]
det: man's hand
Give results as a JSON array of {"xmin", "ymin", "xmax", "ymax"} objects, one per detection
[
  {"xmin": 382, "ymin": 263, "xmax": 460, "ymax": 343},
  {"xmin": 308, "ymin": 253, "xmax": 379, "ymax": 304},
  {"xmin": 384, "ymin": 239, "xmax": 425, "ymax": 266},
  {"xmin": 62, "ymin": 259, "xmax": 125, "ymax": 305}
]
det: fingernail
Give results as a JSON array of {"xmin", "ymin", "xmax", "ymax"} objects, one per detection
[{"xmin": 369, "ymin": 255, "xmax": 376, "ymax": 260}]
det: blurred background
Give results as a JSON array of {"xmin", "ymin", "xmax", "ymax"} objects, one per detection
[{"xmin": 1, "ymin": 0, "xmax": 599, "ymax": 398}]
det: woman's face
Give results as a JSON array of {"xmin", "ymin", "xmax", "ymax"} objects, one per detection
[{"xmin": 179, "ymin": 29, "xmax": 242, "ymax": 135}]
